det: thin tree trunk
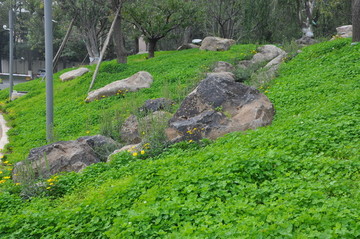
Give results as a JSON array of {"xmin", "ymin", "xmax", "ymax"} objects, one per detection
[
  {"xmin": 88, "ymin": 6, "xmax": 121, "ymax": 91},
  {"xmin": 148, "ymin": 39, "xmax": 158, "ymax": 58},
  {"xmin": 112, "ymin": 14, "xmax": 127, "ymax": 63},
  {"xmin": 353, "ymin": 0, "xmax": 360, "ymax": 42},
  {"xmin": 182, "ymin": 26, "xmax": 192, "ymax": 44},
  {"xmin": 53, "ymin": 18, "xmax": 75, "ymax": 71}
]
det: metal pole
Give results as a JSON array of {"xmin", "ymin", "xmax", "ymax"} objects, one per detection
[
  {"xmin": 44, "ymin": 0, "xmax": 54, "ymax": 142},
  {"xmin": 8, "ymin": 9, "xmax": 14, "ymax": 101}
]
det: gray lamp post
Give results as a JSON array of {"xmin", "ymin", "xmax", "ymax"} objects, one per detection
[
  {"xmin": 44, "ymin": 0, "xmax": 54, "ymax": 142},
  {"xmin": 8, "ymin": 9, "xmax": 14, "ymax": 101}
]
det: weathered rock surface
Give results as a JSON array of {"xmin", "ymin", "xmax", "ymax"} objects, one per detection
[
  {"xmin": 167, "ymin": 73, "xmax": 274, "ymax": 142},
  {"xmin": 12, "ymin": 135, "xmax": 119, "ymax": 181},
  {"xmin": 295, "ymin": 36, "xmax": 317, "ymax": 46},
  {"xmin": 213, "ymin": 61, "xmax": 235, "ymax": 73},
  {"xmin": 200, "ymin": 37, "xmax": 236, "ymax": 51},
  {"xmin": 251, "ymin": 45, "xmax": 287, "ymax": 65},
  {"xmin": 177, "ymin": 43, "xmax": 200, "ymax": 50},
  {"xmin": 139, "ymin": 98, "xmax": 174, "ymax": 114},
  {"xmin": 336, "ymin": 25, "xmax": 352, "ymax": 38},
  {"xmin": 60, "ymin": 67, "xmax": 89, "ymax": 82},
  {"xmin": 11, "ymin": 91, "xmax": 28, "ymax": 101},
  {"xmin": 86, "ymin": 71, "xmax": 153, "ymax": 102},
  {"xmin": 121, "ymin": 115, "xmax": 142, "ymax": 145},
  {"xmin": 107, "ymin": 143, "xmax": 141, "ymax": 162},
  {"xmin": 121, "ymin": 111, "xmax": 172, "ymax": 144}
]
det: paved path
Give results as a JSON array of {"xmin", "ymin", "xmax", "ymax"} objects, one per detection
[{"xmin": 0, "ymin": 114, "xmax": 9, "ymax": 158}]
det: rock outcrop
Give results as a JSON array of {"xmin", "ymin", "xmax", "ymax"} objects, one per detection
[
  {"xmin": 200, "ymin": 37, "xmax": 236, "ymax": 51},
  {"xmin": 213, "ymin": 61, "xmax": 235, "ymax": 73},
  {"xmin": 336, "ymin": 25, "xmax": 352, "ymax": 38},
  {"xmin": 251, "ymin": 45, "xmax": 287, "ymax": 65},
  {"xmin": 166, "ymin": 73, "xmax": 274, "ymax": 142},
  {"xmin": 60, "ymin": 67, "xmax": 89, "ymax": 82},
  {"xmin": 86, "ymin": 71, "xmax": 153, "ymax": 102},
  {"xmin": 12, "ymin": 135, "xmax": 119, "ymax": 181},
  {"xmin": 138, "ymin": 98, "xmax": 174, "ymax": 114},
  {"xmin": 295, "ymin": 36, "xmax": 317, "ymax": 46}
]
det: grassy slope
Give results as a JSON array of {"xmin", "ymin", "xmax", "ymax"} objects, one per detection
[{"xmin": 0, "ymin": 39, "xmax": 360, "ymax": 238}]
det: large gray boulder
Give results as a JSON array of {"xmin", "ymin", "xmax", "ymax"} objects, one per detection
[
  {"xmin": 295, "ymin": 36, "xmax": 317, "ymax": 46},
  {"xmin": 251, "ymin": 45, "xmax": 287, "ymax": 65},
  {"xmin": 12, "ymin": 135, "xmax": 119, "ymax": 181},
  {"xmin": 200, "ymin": 37, "xmax": 236, "ymax": 51},
  {"xmin": 60, "ymin": 67, "xmax": 89, "ymax": 82},
  {"xmin": 166, "ymin": 73, "xmax": 274, "ymax": 142},
  {"xmin": 213, "ymin": 61, "xmax": 235, "ymax": 73},
  {"xmin": 86, "ymin": 71, "xmax": 153, "ymax": 102},
  {"xmin": 121, "ymin": 115, "xmax": 142, "ymax": 145},
  {"xmin": 138, "ymin": 98, "xmax": 174, "ymax": 114},
  {"xmin": 336, "ymin": 25, "xmax": 352, "ymax": 38}
]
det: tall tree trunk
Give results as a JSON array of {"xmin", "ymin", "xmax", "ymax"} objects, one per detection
[
  {"xmin": 353, "ymin": 0, "xmax": 360, "ymax": 42},
  {"xmin": 84, "ymin": 26, "xmax": 100, "ymax": 64},
  {"xmin": 148, "ymin": 39, "xmax": 158, "ymax": 58},
  {"xmin": 112, "ymin": 6, "xmax": 127, "ymax": 63},
  {"xmin": 182, "ymin": 26, "xmax": 192, "ymax": 44}
]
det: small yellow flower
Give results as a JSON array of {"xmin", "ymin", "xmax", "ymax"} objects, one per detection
[
  {"xmin": 265, "ymin": 90, "xmax": 269, "ymax": 93},
  {"xmin": 188, "ymin": 140, "xmax": 193, "ymax": 143},
  {"xmin": 0, "ymin": 180, "xmax": 6, "ymax": 184},
  {"xmin": 49, "ymin": 182, "xmax": 54, "ymax": 185},
  {"xmin": 132, "ymin": 152, "xmax": 138, "ymax": 157},
  {"xmin": 3, "ymin": 161, "xmax": 9, "ymax": 164},
  {"xmin": 6, "ymin": 168, "xmax": 12, "ymax": 171},
  {"xmin": 101, "ymin": 95, "xmax": 106, "ymax": 98},
  {"xmin": 127, "ymin": 149, "xmax": 132, "ymax": 152},
  {"xmin": 15, "ymin": 183, "xmax": 20, "ymax": 186},
  {"xmin": 46, "ymin": 187, "xmax": 51, "ymax": 190},
  {"xmin": 0, "ymin": 155, "xmax": 4, "ymax": 159},
  {"xmin": 0, "ymin": 171, "xmax": 2, "ymax": 174},
  {"xmin": 140, "ymin": 150, "xmax": 145, "ymax": 155},
  {"xmin": 3, "ymin": 176, "xmax": 10, "ymax": 179},
  {"xmin": 86, "ymin": 130, "xmax": 90, "ymax": 134}
]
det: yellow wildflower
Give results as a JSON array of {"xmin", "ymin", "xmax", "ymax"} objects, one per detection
[
  {"xmin": 0, "ymin": 155, "xmax": 3, "ymax": 159},
  {"xmin": 0, "ymin": 171, "xmax": 2, "ymax": 174},
  {"xmin": 189, "ymin": 140, "xmax": 193, "ymax": 143},
  {"xmin": 15, "ymin": 183, "xmax": 20, "ymax": 186},
  {"xmin": 3, "ymin": 161, "xmax": 9, "ymax": 164},
  {"xmin": 3, "ymin": 176, "xmax": 10, "ymax": 179},
  {"xmin": 0, "ymin": 180, "xmax": 5, "ymax": 184},
  {"xmin": 140, "ymin": 150, "xmax": 145, "ymax": 155},
  {"xmin": 46, "ymin": 187, "xmax": 51, "ymax": 190},
  {"xmin": 132, "ymin": 152, "xmax": 138, "ymax": 157},
  {"xmin": 49, "ymin": 183, "xmax": 54, "ymax": 185},
  {"xmin": 86, "ymin": 130, "xmax": 90, "ymax": 134}
]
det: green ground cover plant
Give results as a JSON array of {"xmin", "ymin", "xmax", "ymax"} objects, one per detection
[{"xmin": 0, "ymin": 39, "xmax": 359, "ymax": 238}]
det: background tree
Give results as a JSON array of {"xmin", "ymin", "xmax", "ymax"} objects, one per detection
[
  {"xmin": 57, "ymin": 0, "xmax": 109, "ymax": 64},
  {"xmin": 125, "ymin": 0, "xmax": 199, "ymax": 58},
  {"xmin": 353, "ymin": 0, "xmax": 360, "ymax": 42},
  {"xmin": 111, "ymin": 0, "xmax": 128, "ymax": 64}
]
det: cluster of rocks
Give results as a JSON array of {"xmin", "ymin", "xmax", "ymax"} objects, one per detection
[{"xmin": 12, "ymin": 36, "xmax": 282, "ymax": 181}]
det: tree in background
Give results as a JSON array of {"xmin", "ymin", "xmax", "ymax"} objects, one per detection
[
  {"xmin": 125, "ymin": 0, "xmax": 199, "ymax": 58},
  {"xmin": 111, "ymin": 0, "xmax": 128, "ymax": 64},
  {"xmin": 353, "ymin": 0, "xmax": 360, "ymax": 42},
  {"xmin": 203, "ymin": 0, "xmax": 243, "ymax": 39},
  {"xmin": 57, "ymin": 0, "xmax": 109, "ymax": 64}
]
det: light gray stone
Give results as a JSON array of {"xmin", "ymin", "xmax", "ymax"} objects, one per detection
[
  {"xmin": 86, "ymin": 71, "xmax": 153, "ymax": 102},
  {"xmin": 200, "ymin": 37, "xmax": 236, "ymax": 51},
  {"xmin": 60, "ymin": 67, "xmax": 89, "ymax": 82}
]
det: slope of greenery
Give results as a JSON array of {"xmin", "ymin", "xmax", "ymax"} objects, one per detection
[{"xmin": 0, "ymin": 39, "xmax": 359, "ymax": 238}]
